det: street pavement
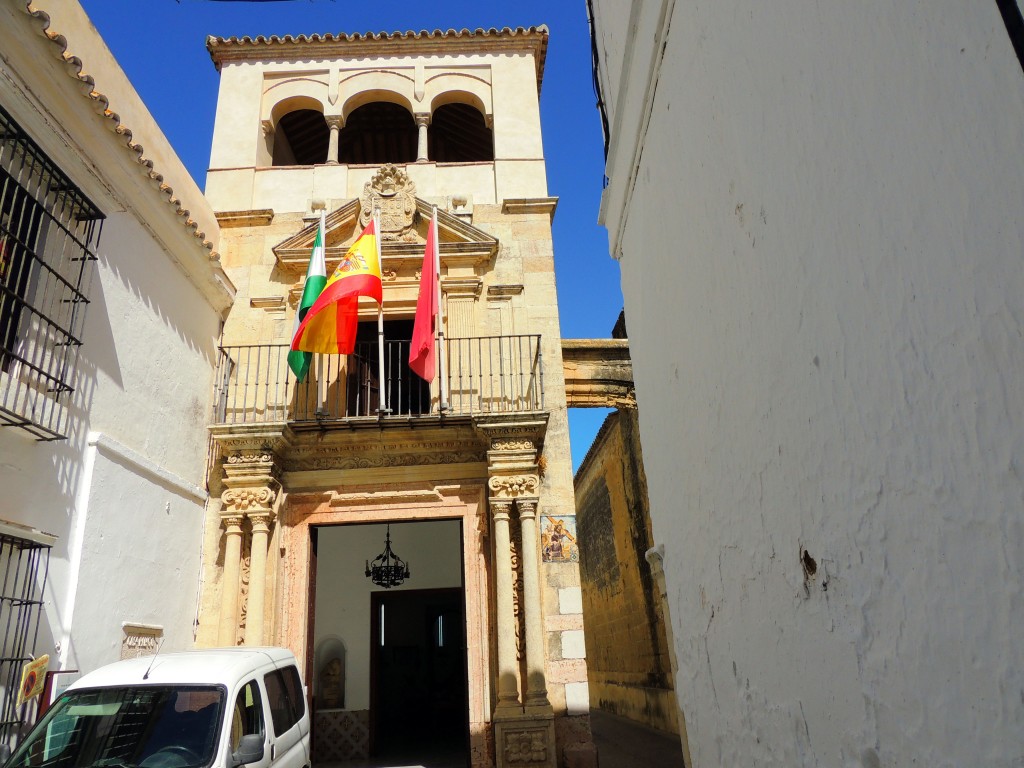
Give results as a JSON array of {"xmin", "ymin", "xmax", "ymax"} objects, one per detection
[{"xmin": 589, "ymin": 709, "xmax": 686, "ymax": 768}]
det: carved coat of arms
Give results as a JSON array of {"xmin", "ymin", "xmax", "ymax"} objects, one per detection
[{"xmin": 359, "ymin": 164, "xmax": 418, "ymax": 242}]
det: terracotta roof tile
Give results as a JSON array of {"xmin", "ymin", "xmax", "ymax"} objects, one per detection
[
  {"xmin": 206, "ymin": 26, "xmax": 549, "ymax": 84},
  {"xmin": 21, "ymin": 2, "xmax": 220, "ymax": 260}
]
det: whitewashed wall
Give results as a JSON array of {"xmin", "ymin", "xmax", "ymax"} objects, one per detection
[
  {"xmin": 594, "ymin": 0, "xmax": 1024, "ymax": 765},
  {"xmin": 0, "ymin": 0, "xmax": 229, "ymax": 680}
]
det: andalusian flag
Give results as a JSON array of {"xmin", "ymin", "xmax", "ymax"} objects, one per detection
[
  {"xmin": 287, "ymin": 211, "xmax": 328, "ymax": 382},
  {"xmin": 291, "ymin": 219, "xmax": 382, "ymax": 355}
]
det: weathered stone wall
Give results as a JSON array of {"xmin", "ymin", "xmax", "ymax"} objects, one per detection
[{"xmin": 574, "ymin": 411, "xmax": 676, "ymax": 734}]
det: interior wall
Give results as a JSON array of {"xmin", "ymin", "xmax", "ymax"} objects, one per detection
[{"xmin": 313, "ymin": 519, "xmax": 463, "ymax": 711}]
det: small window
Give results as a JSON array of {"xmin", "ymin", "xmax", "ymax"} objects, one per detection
[
  {"xmin": 0, "ymin": 102, "xmax": 103, "ymax": 440},
  {"xmin": 230, "ymin": 680, "xmax": 264, "ymax": 752},
  {"xmin": 263, "ymin": 667, "xmax": 303, "ymax": 736}
]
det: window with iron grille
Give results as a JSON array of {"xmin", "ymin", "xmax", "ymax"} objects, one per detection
[
  {"xmin": 0, "ymin": 523, "xmax": 52, "ymax": 751},
  {"xmin": 0, "ymin": 103, "xmax": 103, "ymax": 441}
]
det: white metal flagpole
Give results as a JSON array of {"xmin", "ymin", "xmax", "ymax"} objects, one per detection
[
  {"xmin": 374, "ymin": 207, "xmax": 389, "ymax": 414},
  {"xmin": 433, "ymin": 206, "xmax": 448, "ymax": 411}
]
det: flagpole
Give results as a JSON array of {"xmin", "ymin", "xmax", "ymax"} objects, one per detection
[
  {"xmin": 374, "ymin": 207, "xmax": 389, "ymax": 415},
  {"xmin": 433, "ymin": 206, "xmax": 448, "ymax": 411}
]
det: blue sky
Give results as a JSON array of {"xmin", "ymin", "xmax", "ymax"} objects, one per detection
[{"xmin": 78, "ymin": 0, "xmax": 620, "ymax": 472}]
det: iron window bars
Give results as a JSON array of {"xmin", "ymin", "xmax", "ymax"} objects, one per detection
[
  {"xmin": 0, "ymin": 102, "xmax": 103, "ymax": 440},
  {"xmin": 0, "ymin": 525, "xmax": 52, "ymax": 751}
]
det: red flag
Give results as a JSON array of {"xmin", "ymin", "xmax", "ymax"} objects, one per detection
[{"xmin": 410, "ymin": 214, "xmax": 438, "ymax": 381}]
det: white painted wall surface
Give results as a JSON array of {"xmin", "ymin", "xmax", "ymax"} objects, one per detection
[
  {"xmin": 0, "ymin": 0, "xmax": 228, "ymax": 681},
  {"xmin": 313, "ymin": 521, "xmax": 462, "ymax": 711},
  {"xmin": 594, "ymin": 0, "xmax": 1024, "ymax": 765},
  {"xmin": 62, "ymin": 439, "xmax": 206, "ymax": 672}
]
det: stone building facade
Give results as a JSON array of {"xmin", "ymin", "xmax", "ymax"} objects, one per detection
[
  {"xmin": 196, "ymin": 28, "xmax": 595, "ymax": 768},
  {"xmin": 574, "ymin": 408, "xmax": 678, "ymax": 738}
]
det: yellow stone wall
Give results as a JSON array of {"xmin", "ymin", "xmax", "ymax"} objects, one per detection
[{"xmin": 574, "ymin": 410, "xmax": 678, "ymax": 734}]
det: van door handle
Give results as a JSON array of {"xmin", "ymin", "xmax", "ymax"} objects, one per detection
[{"xmin": 270, "ymin": 744, "xmax": 275, "ymax": 761}]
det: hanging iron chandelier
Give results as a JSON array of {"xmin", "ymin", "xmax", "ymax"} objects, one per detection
[{"xmin": 365, "ymin": 524, "xmax": 410, "ymax": 588}]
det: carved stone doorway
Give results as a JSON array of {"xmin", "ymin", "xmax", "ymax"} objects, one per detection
[{"xmin": 307, "ymin": 520, "xmax": 469, "ymax": 765}]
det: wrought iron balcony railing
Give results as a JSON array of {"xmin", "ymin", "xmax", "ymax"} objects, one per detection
[{"xmin": 212, "ymin": 335, "xmax": 544, "ymax": 426}]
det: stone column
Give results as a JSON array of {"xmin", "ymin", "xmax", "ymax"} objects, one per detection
[
  {"xmin": 516, "ymin": 498, "xmax": 551, "ymax": 712},
  {"xmin": 246, "ymin": 511, "xmax": 275, "ymax": 645},
  {"xmin": 218, "ymin": 449, "xmax": 282, "ymax": 647},
  {"xmin": 491, "ymin": 499, "xmax": 521, "ymax": 713},
  {"xmin": 218, "ymin": 512, "xmax": 244, "ymax": 646},
  {"xmin": 326, "ymin": 115, "xmax": 343, "ymax": 164},
  {"xmin": 414, "ymin": 113, "xmax": 430, "ymax": 162}
]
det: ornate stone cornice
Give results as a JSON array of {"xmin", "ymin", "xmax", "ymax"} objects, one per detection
[
  {"xmin": 206, "ymin": 27, "xmax": 550, "ymax": 89},
  {"xmin": 289, "ymin": 448, "xmax": 485, "ymax": 473},
  {"xmin": 328, "ymin": 487, "xmax": 444, "ymax": 506},
  {"xmin": 476, "ymin": 416, "xmax": 548, "ymax": 448}
]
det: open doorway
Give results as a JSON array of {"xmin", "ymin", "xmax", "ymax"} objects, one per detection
[
  {"xmin": 370, "ymin": 588, "xmax": 466, "ymax": 760},
  {"xmin": 309, "ymin": 520, "xmax": 467, "ymax": 766}
]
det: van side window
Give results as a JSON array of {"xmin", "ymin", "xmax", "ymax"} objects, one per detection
[
  {"xmin": 263, "ymin": 666, "xmax": 304, "ymax": 736},
  {"xmin": 231, "ymin": 680, "xmax": 264, "ymax": 751}
]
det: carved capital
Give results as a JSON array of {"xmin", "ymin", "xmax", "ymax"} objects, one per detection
[
  {"xmin": 414, "ymin": 112, "xmax": 431, "ymax": 127},
  {"xmin": 221, "ymin": 486, "xmax": 276, "ymax": 513},
  {"xmin": 260, "ymin": 119, "xmax": 274, "ymax": 137},
  {"xmin": 488, "ymin": 474, "xmax": 539, "ymax": 499},
  {"xmin": 516, "ymin": 499, "xmax": 539, "ymax": 520},
  {"xmin": 325, "ymin": 114, "xmax": 344, "ymax": 130},
  {"xmin": 490, "ymin": 499, "xmax": 513, "ymax": 521},
  {"xmin": 248, "ymin": 511, "xmax": 275, "ymax": 534},
  {"xmin": 220, "ymin": 514, "xmax": 244, "ymax": 533}
]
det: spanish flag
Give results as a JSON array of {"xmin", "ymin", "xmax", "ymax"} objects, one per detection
[{"xmin": 291, "ymin": 220, "xmax": 382, "ymax": 355}]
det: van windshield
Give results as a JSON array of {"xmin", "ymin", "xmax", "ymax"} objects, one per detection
[{"xmin": 8, "ymin": 686, "xmax": 225, "ymax": 768}]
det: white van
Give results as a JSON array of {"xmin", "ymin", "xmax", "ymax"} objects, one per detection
[{"xmin": 4, "ymin": 648, "xmax": 310, "ymax": 768}]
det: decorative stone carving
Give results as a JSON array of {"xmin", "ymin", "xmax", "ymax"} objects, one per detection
[
  {"xmin": 510, "ymin": 517, "xmax": 523, "ymax": 660},
  {"xmin": 293, "ymin": 450, "xmax": 484, "ymax": 472},
  {"xmin": 492, "ymin": 439, "xmax": 535, "ymax": 451},
  {"xmin": 248, "ymin": 511, "xmax": 274, "ymax": 534},
  {"xmin": 121, "ymin": 624, "xmax": 162, "ymax": 660},
  {"xmin": 505, "ymin": 729, "xmax": 547, "ymax": 764},
  {"xmin": 227, "ymin": 453, "xmax": 273, "ymax": 465},
  {"xmin": 491, "ymin": 499, "xmax": 514, "ymax": 520},
  {"xmin": 237, "ymin": 545, "xmax": 251, "ymax": 646},
  {"xmin": 488, "ymin": 475, "xmax": 540, "ymax": 499},
  {"xmin": 359, "ymin": 164, "xmax": 418, "ymax": 242},
  {"xmin": 221, "ymin": 514, "xmax": 244, "ymax": 531},
  {"xmin": 222, "ymin": 487, "xmax": 276, "ymax": 512}
]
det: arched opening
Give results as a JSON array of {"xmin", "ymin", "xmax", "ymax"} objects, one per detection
[
  {"xmin": 338, "ymin": 103, "xmax": 417, "ymax": 165},
  {"xmin": 272, "ymin": 109, "xmax": 329, "ymax": 166},
  {"xmin": 429, "ymin": 103, "xmax": 494, "ymax": 163}
]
